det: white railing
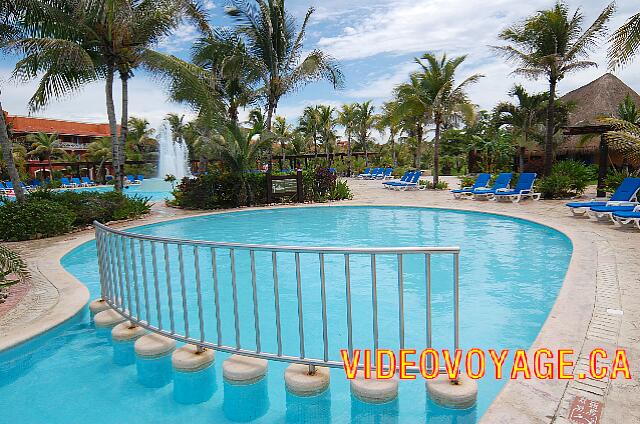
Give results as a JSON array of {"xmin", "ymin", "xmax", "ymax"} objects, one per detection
[{"xmin": 94, "ymin": 221, "xmax": 461, "ymax": 373}]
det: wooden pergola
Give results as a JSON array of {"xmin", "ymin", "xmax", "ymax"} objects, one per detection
[{"xmin": 563, "ymin": 124, "xmax": 614, "ymax": 197}]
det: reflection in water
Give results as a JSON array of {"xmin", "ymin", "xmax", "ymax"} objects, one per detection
[
  {"xmin": 286, "ymin": 389, "xmax": 331, "ymax": 423},
  {"xmin": 350, "ymin": 395, "xmax": 398, "ymax": 424},
  {"xmin": 223, "ymin": 378, "xmax": 270, "ymax": 422},
  {"xmin": 173, "ymin": 365, "xmax": 217, "ymax": 404}
]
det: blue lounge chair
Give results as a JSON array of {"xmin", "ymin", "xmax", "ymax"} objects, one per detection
[
  {"xmin": 30, "ymin": 179, "xmax": 42, "ymax": 188},
  {"xmin": 81, "ymin": 176, "xmax": 96, "ymax": 186},
  {"xmin": 0, "ymin": 182, "xmax": 8, "ymax": 194},
  {"xmin": 72, "ymin": 177, "xmax": 83, "ymax": 187},
  {"xmin": 357, "ymin": 167, "xmax": 371, "ymax": 179},
  {"xmin": 566, "ymin": 177, "xmax": 640, "ymax": 216},
  {"xmin": 136, "ymin": 174, "xmax": 144, "ymax": 183},
  {"xmin": 472, "ymin": 173, "xmax": 513, "ymax": 199},
  {"xmin": 367, "ymin": 168, "xmax": 382, "ymax": 180},
  {"xmin": 383, "ymin": 171, "xmax": 411, "ymax": 188},
  {"xmin": 106, "ymin": 175, "xmax": 114, "ymax": 181},
  {"xmin": 612, "ymin": 206, "xmax": 640, "ymax": 230},
  {"xmin": 60, "ymin": 177, "xmax": 76, "ymax": 188},
  {"xmin": 451, "ymin": 173, "xmax": 491, "ymax": 199},
  {"xmin": 493, "ymin": 173, "xmax": 540, "ymax": 203},
  {"xmin": 126, "ymin": 175, "xmax": 141, "ymax": 185},
  {"xmin": 392, "ymin": 171, "xmax": 424, "ymax": 191},
  {"xmin": 376, "ymin": 168, "xmax": 393, "ymax": 180}
]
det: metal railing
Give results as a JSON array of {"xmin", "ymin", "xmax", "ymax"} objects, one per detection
[{"xmin": 94, "ymin": 221, "xmax": 461, "ymax": 373}]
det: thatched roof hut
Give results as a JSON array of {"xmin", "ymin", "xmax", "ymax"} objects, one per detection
[{"xmin": 559, "ymin": 73, "xmax": 640, "ymax": 153}]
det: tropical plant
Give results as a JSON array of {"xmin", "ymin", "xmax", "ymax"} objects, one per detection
[
  {"xmin": 375, "ymin": 101, "xmax": 402, "ymax": 167},
  {"xmin": 401, "ymin": 53, "xmax": 482, "ymax": 184},
  {"xmin": 0, "ymin": 245, "xmax": 29, "ymax": 288},
  {"xmin": 608, "ymin": 10, "xmax": 640, "ymax": 69},
  {"xmin": 26, "ymin": 132, "xmax": 65, "ymax": 178},
  {"xmin": 394, "ymin": 75, "xmax": 427, "ymax": 168},
  {"xmin": 85, "ymin": 137, "xmax": 112, "ymax": 183},
  {"xmin": 165, "ymin": 113, "xmax": 187, "ymax": 144},
  {"xmin": 495, "ymin": 1, "xmax": 615, "ymax": 176},
  {"xmin": 338, "ymin": 103, "xmax": 358, "ymax": 175},
  {"xmin": 493, "ymin": 85, "xmax": 548, "ymax": 172},
  {"xmin": 600, "ymin": 118, "xmax": 640, "ymax": 163},
  {"xmin": 353, "ymin": 101, "xmax": 375, "ymax": 165},
  {"xmin": 316, "ymin": 105, "xmax": 337, "ymax": 162},
  {"xmin": 271, "ymin": 116, "xmax": 291, "ymax": 163},
  {"xmin": 0, "ymin": 98, "xmax": 25, "ymax": 202},
  {"xmin": 299, "ymin": 106, "xmax": 321, "ymax": 157}
]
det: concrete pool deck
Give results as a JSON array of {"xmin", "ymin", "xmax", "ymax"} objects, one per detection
[{"xmin": 1, "ymin": 176, "xmax": 638, "ymax": 423}]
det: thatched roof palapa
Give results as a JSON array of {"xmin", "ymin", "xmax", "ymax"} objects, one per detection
[{"xmin": 559, "ymin": 73, "xmax": 640, "ymax": 153}]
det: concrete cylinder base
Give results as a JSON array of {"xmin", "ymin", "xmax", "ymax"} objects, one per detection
[
  {"xmin": 350, "ymin": 376, "xmax": 398, "ymax": 404},
  {"xmin": 94, "ymin": 309, "xmax": 126, "ymax": 328},
  {"xmin": 172, "ymin": 345, "xmax": 215, "ymax": 372},
  {"xmin": 135, "ymin": 333, "xmax": 177, "ymax": 359},
  {"xmin": 284, "ymin": 364, "xmax": 330, "ymax": 397},
  {"xmin": 89, "ymin": 298, "xmax": 110, "ymax": 314},
  {"xmin": 426, "ymin": 374, "xmax": 478, "ymax": 409},
  {"xmin": 223, "ymin": 354, "xmax": 268, "ymax": 385},
  {"xmin": 111, "ymin": 322, "xmax": 147, "ymax": 342}
]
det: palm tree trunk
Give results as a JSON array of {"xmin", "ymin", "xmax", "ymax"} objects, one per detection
[
  {"xmin": 119, "ymin": 73, "xmax": 129, "ymax": 189},
  {"xmin": 48, "ymin": 156, "xmax": 53, "ymax": 179},
  {"xmin": 519, "ymin": 146, "xmax": 525, "ymax": 173},
  {"xmin": 347, "ymin": 132, "xmax": 352, "ymax": 176},
  {"xmin": 433, "ymin": 118, "xmax": 441, "ymax": 186},
  {"xmin": 266, "ymin": 98, "xmax": 275, "ymax": 173},
  {"xmin": 105, "ymin": 65, "xmax": 121, "ymax": 191},
  {"xmin": 0, "ymin": 98, "xmax": 25, "ymax": 203},
  {"xmin": 415, "ymin": 123, "xmax": 423, "ymax": 169},
  {"xmin": 362, "ymin": 133, "xmax": 369, "ymax": 166},
  {"xmin": 543, "ymin": 78, "xmax": 557, "ymax": 177},
  {"xmin": 390, "ymin": 134, "xmax": 397, "ymax": 167}
]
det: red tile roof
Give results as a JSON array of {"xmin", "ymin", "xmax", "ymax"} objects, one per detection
[{"xmin": 5, "ymin": 114, "xmax": 119, "ymax": 137}]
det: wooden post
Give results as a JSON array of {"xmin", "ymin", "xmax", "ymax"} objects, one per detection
[
  {"xmin": 296, "ymin": 170, "xmax": 304, "ymax": 203},
  {"xmin": 266, "ymin": 171, "xmax": 273, "ymax": 204},
  {"xmin": 597, "ymin": 134, "xmax": 608, "ymax": 198}
]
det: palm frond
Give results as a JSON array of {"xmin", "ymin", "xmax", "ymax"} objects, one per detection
[
  {"xmin": 608, "ymin": 12, "xmax": 640, "ymax": 70},
  {"xmin": 0, "ymin": 245, "xmax": 29, "ymax": 286}
]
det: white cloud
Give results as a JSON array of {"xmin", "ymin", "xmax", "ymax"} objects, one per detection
[{"xmin": 345, "ymin": 61, "xmax": 420, "ymax": 99}]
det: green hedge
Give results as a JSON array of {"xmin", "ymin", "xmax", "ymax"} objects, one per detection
[
  {"xmin": 537, "ymin": 160, "xmax": 597, "ymax": 199},
  {"xmin": 0, "ymin": 191, "xmax": 150, "ymax": 241}
]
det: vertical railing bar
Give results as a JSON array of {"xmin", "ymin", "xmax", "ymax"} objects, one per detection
[
  {"xmin": 163, "ymin": 243, "xmax": 176, "ymax": 334},
  {"xmin": 371, "ymin": 254, "xmax": 378, "ymax": 352},
  {"xmin": 114, "ymin": 236, "xmax": 127, "ymax": 314},
  {"xmin": 272, "ymin": 252, "xmax": 283, "ymax": 356},
  {"xmin": 151, "ymin": 241, "xmax": 163, "ymax": 329},
  {"xmin": 177, "ymin": 244, "xmax": 189, "ymax": 339},
  {"xmin": 139, "ymin": 240, "xmax": 151, "ymax": 324},
  {"xmin": 250, "ymin": 250, "xmax": 261, "ymax": 353},
  {"xmin": 230, "ymin": 249, "xmax": 241, "ymax": 349},
  {"xmin": 129, "ymin": 238, "xmax": 142, "ymax": 320},
  {"xmin": 426, "ymin": 253, "xmax": 432, "ymax": 371},
  {"xmin": 319, "ymin": 253, "xmax": 329, "ymax": 362},
  {"xmin": 344, "ymin": 253, "xmax": 353, "ymax": 354},
  {"xmin": 295, "ymin": 252, "xmax": 305, "ymax": 359},
  {"xmin": 108, "ymin": 234, "xmax": 120, "ymax": 310},
  {"xmin": 211, "ymin": 248, "xmax": 222, "ymax": 346},
  {"xmin": 120, "ymin": 236, "xmax": 133, "ymax": 316},
  {"xmin": 398, "ymin": 253, "xmax": 405, "ymax": 350},
  {"xmin": 454, "ymin": 253, "xmax": 460, "ymax": 352},
  {"xmin": 193, "ymin": 246, "xmax": 205, "ymax": 344},
  {"xmin": 95, "ymin": 231, "xmax": 107, "ymax": 300}
]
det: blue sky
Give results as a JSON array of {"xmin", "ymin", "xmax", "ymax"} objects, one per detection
[{"xmin": 1, "ymin": 0, "xmax": 639, "ymax": 137}]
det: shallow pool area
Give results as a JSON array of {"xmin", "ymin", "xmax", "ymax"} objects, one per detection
[
  {"xmin": 0, "ymin": 206, "xmax": 572, "ymax": 423},
  {"xmin": 65, "ymin": 178, "xmax": 174, "ymax": 202}
]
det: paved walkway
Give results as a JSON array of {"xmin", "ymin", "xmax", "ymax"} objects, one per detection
[{"xmin": 1, "ymin": 177, "xmax": 638, "ymax": 423}]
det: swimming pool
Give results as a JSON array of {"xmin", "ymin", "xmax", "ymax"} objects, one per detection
[
  {"xmin": 0, "ymin": 206, "xmax": 572, "ymax": 423},
  {"xmin": 66, "ymin": 178, "xmax": 174, "ymax": 202}
]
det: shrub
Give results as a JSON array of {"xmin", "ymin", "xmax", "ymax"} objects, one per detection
[
  {"xmin": 313, "ymin": 167, "xmax": 337, "ymax": 201},
  {"xmin": 419, "ymin": 180, "xmax": 449, "ymax": 190},
  {"xmin": 537, "ymin": 160, "xmax": 597, "ymax": 199},
  {"xmin": 328, "ymin": 179, "xmax": 353, "ymax": 200},
  {"xmin": 0, "ymin": 199, "xmax": 75, "ymax": 241}
]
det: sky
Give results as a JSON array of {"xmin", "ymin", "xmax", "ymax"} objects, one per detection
[{"xmin": 1, "ymin": 0, "xmax": 639, "ymax": 137}]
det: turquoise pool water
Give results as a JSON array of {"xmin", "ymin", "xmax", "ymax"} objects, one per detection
[
  {"xmin": 64, "ymin": 178, "xmax": 174, "ymax": 202},
  {"xmin": 0, "ymin": 206, "xmax": 572, "ymax": 423}
]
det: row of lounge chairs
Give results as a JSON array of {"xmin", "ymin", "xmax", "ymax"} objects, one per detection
[
  {"xmin": 60, "ymin": 177, "xmax": 98, "ymax": 188},
  {"xmin": 358, "ymin": 167, "xmax": 394, "ymax": 180},
  {"xmin": 382, "ymin": 171, "xmax": 425, "ymax": 191},
  {"xmin": 451, "ymin": 173, "xmax": 541, "ymax": 203},
  {"xmin": 566, "ymin": 177, "xmax": 640, "ymax": 230}
]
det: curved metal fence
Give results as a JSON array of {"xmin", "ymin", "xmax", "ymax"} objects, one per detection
[{"xmin": 94, "ymin": 221, "xmax": 461, "ymax": 372}]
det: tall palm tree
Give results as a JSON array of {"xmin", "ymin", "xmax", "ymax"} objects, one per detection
[
  {"xmin": 493, "ymin": 85, "xmax": 548, "ymax": 172},
  {"xmin": 299, "ymin": 106, "xmax": 321, "ymax": 158},
  {"xmin": 354, "ymin": 101, "xmax": 375, "ymax": 165},
  {"xmin": 4, "ymin": 0, "xmax": 209, "ymax": 191},
  {"xmin": 375, "ymin": 101, "xmax": 401, "ymax": 167},
  {"xmin": 495, "ymin": 1, "xmax": 615, "ymax": 176},
  {"xmin": 271, "ymin": 116, "xmax": 291, "ymax": 164},
  {"xmin": 404, "ymin": 53, "xmax": 482, "ymax": 184},
  {"xmin": 26, "ymin": 132, "xmax": 65, "ymax": 179},
  {"xmin": 0, "ymin": 97, "xmax": 25, "ymax": 202},
  {"xmin": 225, "ymin": 0, "xmax": 344, "ymax": 169},
  {"xmin": 608, "ymin": 11, "xmax": 640, "ymax": 70},
  {"xmin": 338, "ymin": 103, "xmax": 358, "ymax": 175},
  {"xmin": 316, "ymin": 105, "xmax": 336, "ymax": 163},
  {"xmin": 165, "ymin": 113, "xmax": 187, "ymax": 144},
  {"xmin": 85, "ymin": 137, "xmax": 112, "ymax": 182}
]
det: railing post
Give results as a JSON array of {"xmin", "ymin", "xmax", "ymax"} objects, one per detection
[{"xmin": 266, "ymin": 171, "xmax": 273, "ymax": 204}]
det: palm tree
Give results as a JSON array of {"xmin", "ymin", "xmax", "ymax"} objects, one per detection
[
  {"xmin": 375, "ymin": 101, "xmax": 401, "ymax": 167},
  {"xmin": 495, "ymin": 1, "xmax": 615, "ymax": 176},
  {"xmin": 85, "ymin": 137, "xmax": 112, "ymax": 182},
  {"xmin": 599, "ymin": 95, "xmax": 640, "ymax": 164},
  {"xmin": 4, "ymin": 0, "xmax": 209, "ymax": 191},
  {"xmin": 0, "ymin": 97, "xmax": 25, "ymax": 202},
  {"xmin": 299, "ymin": 106, "xmax": 321, "ymax": 158},
  {"xmin": 166, "ymin": 113, "xmax": 187, "ymax": 144},
  {"xmin": 354, "ymin": 101, "xmax": 375, "ymax": 165},
  {"xmin": 26, "ymin": 132, "xmax": 65, "ymax": 180},
  {"xmin": 493, "ymin": 85, "xmax": 548, "ymax": 172},
  {"xmin": 394, "ymin": 77, "xmax": 427, "ymax": 168},
  {"xmin": 317, "ymin": 105, "xmax": 337, "ymax": 163},
  {"xmin": 405, "ymin": 53, "xmax": 482, "ymax": 184},
  {"xmin": 338, "ymin": 103, "xmax": 358, "ymax": 175},
  {"xmin": 225, "ymin": 0, "xmax": 344, "ymax": 168},
  {"xmin": 608, "ymin": 11, "xmax": 640, "ymax": 70},
  {"xmin": 272, "ymin": 116, "xmax": 291, "ymax": 164}
]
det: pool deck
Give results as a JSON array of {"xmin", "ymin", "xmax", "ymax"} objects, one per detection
[{"xmin": 1, "ymin": 177, "xmax": 639, "ymax": 424}]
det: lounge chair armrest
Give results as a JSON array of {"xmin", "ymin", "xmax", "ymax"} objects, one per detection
[
  {"xmin": 518, "ymin": 189, "xmax": 532, "ymax": 194},
  {"xmin": 633, "ymin": 205, "xmax": 640, "ymax": 212},
  {"xmin": 606, "ymin": 201, "xmax": 639, "ymax": 206}
]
